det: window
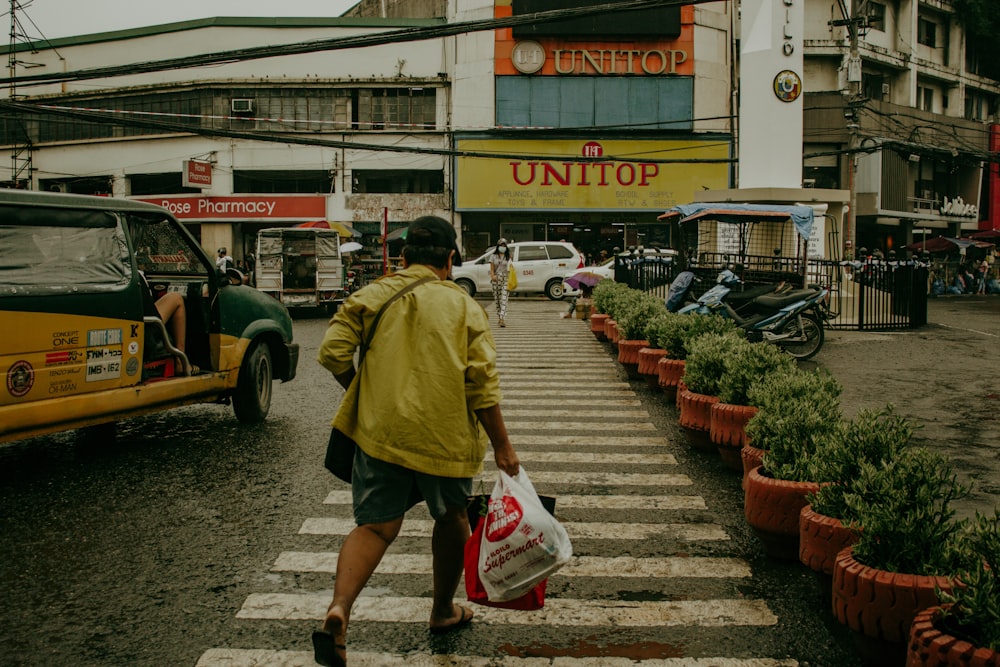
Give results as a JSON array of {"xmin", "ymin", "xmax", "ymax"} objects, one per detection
[
  {"xmin": 862, "ymin": 72, "xmax": 888, "ymax": 101},
  {"xmin": 918, "ymin": 18, "xmax": 936, "ymax": 48},
  {"xmin": 356, "ymin": 88, "xmax": 436, "ymax": 130},
  {"xmin": 516, "ymin": 245, "xmax": 549, "ymax": 262},
  {"xmin": 351, "ymin": 170, "xmax": 444, "ymax": 194},
  {"xmin": 918, "ymin": 86, "xmax": 934, "ymax": 112},
  {"xmin": 865, "ymin": 2, "xmax": 885, "ymax": 32},
  {"xmin": 547, "ymin": 245, "xmax": 575, "ymax": 260},
  {"xmin": 129, "ymin": 173, "xmax": 201, "ymax": 196},
  {"xmin": 234, "ymin": 170, "xmax": 333, "ymax": 194}
]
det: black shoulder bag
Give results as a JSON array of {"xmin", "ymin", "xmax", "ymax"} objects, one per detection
[{"xmin": 324, "ymin": 276, "xmax": 435, "ymax": 482}]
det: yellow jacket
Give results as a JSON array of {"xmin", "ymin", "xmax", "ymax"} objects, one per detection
[{"xmin": 317, "ymin": 265, "xmax": 501, "ymax": 478}]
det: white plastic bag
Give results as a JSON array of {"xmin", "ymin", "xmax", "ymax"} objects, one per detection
[{"xmin": 478, "ymin": 467, "xmax": 572, "ymax": 602}]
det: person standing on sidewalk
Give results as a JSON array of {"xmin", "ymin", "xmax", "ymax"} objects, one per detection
[
  {"xmin": 488, "ymin": 238, "xmax": 511, "ymax": 327},
  {"xmin": 314, "ymin": 216, "xmax": 520, "ymax": 667}
]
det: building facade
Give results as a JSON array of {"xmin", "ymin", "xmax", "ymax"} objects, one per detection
[
  {"xmin": 802, "ymin": 0, "xmax": 1000, "ymax": 256},
  {"xmin": 2, "ymin": 0, "xmax": 998, "ymax": 266}
]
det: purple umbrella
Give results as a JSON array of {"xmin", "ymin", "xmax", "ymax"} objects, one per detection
[{"xmin": 563, "ymin": 271, "xmax": 605, "ymax": 290}]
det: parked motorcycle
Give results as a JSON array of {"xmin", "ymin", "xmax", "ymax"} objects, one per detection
[{"xmin": 667, "ymin": 269, "xmax": 831, "ymax": 360}]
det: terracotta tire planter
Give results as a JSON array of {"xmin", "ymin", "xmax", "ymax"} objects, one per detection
[
  {"xmin": 604, "ymin": 318, "xmax": 618, "ymax": 344},
  {"xmin": 657, "ymin": 357, "xmax": 685, "ymax": 403},
  {"xmin": 677, "ymin": 387, "xmax": 719, "ymax": 451},
  {"xmin": 590, "ymin": 313, "xmax": 609, "ymax": 341},
  {"xmin": 743, "ymin": 466, "xmax": 820, "ymax": 560},
  {"xmin": 711, "ymin": 403, "xmax": 758, "ymax": 472},
  {"xmin": 618, "ymin": 339, "xmax": 650, "ymax": 380},
  {"xmin": 741, "ymin": 445, "xmax": 766, "ymax": 488},
  {"xmin": 799, "ymin": 504, "xmax": 857, "ymax": 577},
  {"xmin": 906, "ymin": 605, "xmax": 1000, "ymax": 667},
  {"xmin": 832, "ymin": 546, "xmax": 955, "ymax": 667},
  {"xmin": 638, "ymin": 347, "xmax": 668, "ymax": 390}
]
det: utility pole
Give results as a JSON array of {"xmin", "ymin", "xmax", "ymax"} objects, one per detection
[
  {"xmin": 832, "ymin": 0, "xmax": 867, "ymax": 259},
  {"xmin": 7, "ymin": 0, "xmax": 33, "ymax": 189}
]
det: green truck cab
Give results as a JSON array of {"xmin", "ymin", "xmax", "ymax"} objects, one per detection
[{"xmin": 0, "ymin": 190, "xmax": 299, "ymax": 444}]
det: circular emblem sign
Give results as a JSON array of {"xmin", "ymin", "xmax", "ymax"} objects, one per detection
[
  {"xmin": 511, "ymin": 41, "xmax": 545, "ymax": 74},
  {"xmin": 6, "ymin": 360, "xmax": 34, "ymax": 397},
  {"xmin": 484, "ymin": 495, "xmax": 523, "ymax": 542},
  {"xmin": 581, "ymin": 141, "xmax": 604, "ymax": 158},
  {"xmin": 773, "ymin": 70, "xmax": 802, "ymax": 103}
]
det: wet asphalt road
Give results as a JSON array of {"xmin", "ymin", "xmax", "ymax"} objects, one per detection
[{"xmin": 0, "ymin": 294, "xmax": 995, "ymax": 666}]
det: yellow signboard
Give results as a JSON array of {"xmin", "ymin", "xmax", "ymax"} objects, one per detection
[{"xmin": 455, "ymin": 139, "xmax": 730, "ymax": 211}]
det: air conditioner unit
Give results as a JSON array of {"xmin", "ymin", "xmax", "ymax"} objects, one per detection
[{"xmin": 231, "ymin": 98, "xmax": 255, "ymax": 114}]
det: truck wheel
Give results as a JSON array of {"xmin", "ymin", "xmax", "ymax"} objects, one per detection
[{"xmin": 233, "ymin": 342, "xmax": 273, "ymax": 423}]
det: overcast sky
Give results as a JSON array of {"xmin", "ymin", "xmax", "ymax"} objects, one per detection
[{"xmin": 12, "ymin": 0, "xmax": 362, "ymax": 40}]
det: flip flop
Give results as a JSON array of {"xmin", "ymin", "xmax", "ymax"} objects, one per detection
[
  {"xmin": 311, "ymin": 630, "xmax": 347, "ymax": 667},
  {"xmin": 429, "ymin": 604, "xmax": 474, "ymax": 635}
]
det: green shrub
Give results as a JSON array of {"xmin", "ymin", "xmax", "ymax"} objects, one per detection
[
  {"xmin": 683, "ymin": 332, "xmax": 750, "ymax": 396},
  {"xmin": 716, "ymin": 342, "xmax": 796, "ymax": 406},
  {"xmin": 940, "ymin": 510, "xmax": 1000, "ymax": 650},
  {"xmin": 748, "ymin": 368, "xmax": 842, "ymax": 481},
  {"xmin": 616, "ymin": 291, "xmax": 666, "ymax": 340},
  {"xmin": 642, "ymin": 311, "xmax": 675, "ymax": 349},
  {"xmin": 592, "ymin": 280, "xmax": 632, "ymax": 317},
  {"xmin": 845, "ymin": 446, "xmax": 971, "ymax": 576},
  {"xmin": 807, "ymin": 406, "xmax": 914, "ymax": 520},
  {"xmin": 655, "ymin": 313, "xmax": 742, "ymax": 360}
]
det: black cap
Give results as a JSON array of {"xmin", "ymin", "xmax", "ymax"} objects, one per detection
[{"xmin": 405, "ymin": 216, "xmax": 462, "ymax": 266}]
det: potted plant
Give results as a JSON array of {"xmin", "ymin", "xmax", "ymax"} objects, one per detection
[
  {"xmin": 742, "ymin": 368, "xmax": 842, "ymax": 559},
  {"xmin": 711, "ymin": 341, "xmax": 796, "ymax": 471},
  {"xmin": 637, "ymin": 311, "xmax": 672, "ymax": 390},
  {"xmin": 907, "ymin": 510, "xmax": 1000, "ymax": 666},
  {"xmin": 742, "ymin": 367, "xmax": 842, "ymax": 482},
  {"xmin": 590, "ymin": 280, "xmax": 629, "ymax": 341},
  {"xmin": 677, "ymin": 331, "xmax": 745, "ymax": 450},
  {"xmin": 799, "ymin": 406, "xmax": 913, "ymax": 578},
  {"xmin": 653, "ymin": 313, "xmax": 739, "ymax": 403},
  {"xmin": 614, "ymin": 291, "xmax": 666, "ymax": 380},
  {"xmin": 831, "ymin": 447, "xmax": 973, "ymax": 666}
]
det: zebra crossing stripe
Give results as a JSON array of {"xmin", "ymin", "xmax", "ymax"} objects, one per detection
[
  {"xmin": 510, "ymin": 435, "xmax": 665, "ymax": 445},
  {"xmin": 299, "ymin": 518, "xmax": 728, "ymax": 541},
  {"xmin": 503, "ymin": 381, "xmax": 634, "ymax": 390},
  {"xmin": 483, "ymin": 451, "xmax": 677, "ymax": 464},
  {"xmin": 502, "ymin": 398, "xmax": 643, "ymax": 406},
  {"xmin": 271, "ymin": 552, "xmax": 752, "ymax": 578},
  {"xmin": 504, "ymin": 409, "xmax": 651, "ymax": 418},
  {"xmin": 324, "ymin": 491, "xmax": 706, "ymax": 510},
  {"xmin": 505, "ymin": 421, "xmax": 658, "ymax": 431},
  {"xmin": 235, "ymin": 594, "xmax": 778, "ymax": 627},
  {"xmin": 473, "ymin": 472, "xmax": 691, "ymax": 485},
  {"xmin": 197, "ymin": 649, "xmax": 799, "ymax": 667}
]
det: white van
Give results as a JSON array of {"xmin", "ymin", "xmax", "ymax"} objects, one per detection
[{"xmin": 451, "ymin": 241, "xmax": 584, "ymax": 300}]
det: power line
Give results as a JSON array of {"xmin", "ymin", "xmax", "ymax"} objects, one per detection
[
  {"xmin": 0, "ymin": 99, "xmax": 736, "ymax": 164},
  {"xmin": 3, "ymin": 0, "xmax": 714, "ymax": 87}
]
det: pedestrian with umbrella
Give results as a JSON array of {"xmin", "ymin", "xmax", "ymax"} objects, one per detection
[
  {"xmin": 560, "ymin": 271, "xmax": 604, "ymax": 319},
  {"xmin": 488, "ymin": 238, "xmax": 512, "ymax": 327}
]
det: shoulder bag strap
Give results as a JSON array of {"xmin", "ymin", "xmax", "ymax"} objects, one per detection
[{"xmin": 358, "ymin": 275, "xmax": 436, "ymax": 367}]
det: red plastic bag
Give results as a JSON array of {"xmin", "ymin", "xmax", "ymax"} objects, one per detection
[
  {"xmin": 463, "ymin": 468, "xmax": 572, "ymax": 609},
  {"xmin": 464, "ymin": 516, "xmax": 547, "ymax": 610}
]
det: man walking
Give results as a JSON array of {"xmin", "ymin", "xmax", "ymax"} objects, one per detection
[{"xmin": 314, "ymin": 215, "xmax": 520, "ymax": 667}]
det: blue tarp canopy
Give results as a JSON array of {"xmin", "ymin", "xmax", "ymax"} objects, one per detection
[{"xmin": 657, "ymin": 203, "xmax": 815, "ymax": 241}]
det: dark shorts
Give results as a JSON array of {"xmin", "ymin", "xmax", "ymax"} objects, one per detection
[{"xmin": 352, "ymin": 446, "xmax": 473, "ymax": 525}]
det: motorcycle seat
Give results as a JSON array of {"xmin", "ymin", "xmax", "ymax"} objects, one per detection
[{"xmin": 754, "ymin": 288, "xmax": 816, "ymax": 310}]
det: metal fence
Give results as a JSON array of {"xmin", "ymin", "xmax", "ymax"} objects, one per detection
[{"xmin": 613, "ymin": 253, "xmax": 928, "ymax": 331}]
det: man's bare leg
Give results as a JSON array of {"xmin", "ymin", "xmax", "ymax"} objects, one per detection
[{"xmin": 429, "ymin": 507, "xmax": 473, "ymax": 631}]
